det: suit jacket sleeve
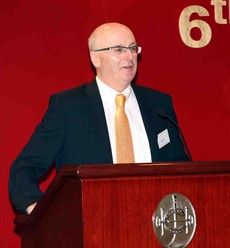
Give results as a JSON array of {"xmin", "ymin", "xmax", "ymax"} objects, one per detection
[{"xmin": 9, "ymin": 94, "xmax": 65, "ymax": 213}]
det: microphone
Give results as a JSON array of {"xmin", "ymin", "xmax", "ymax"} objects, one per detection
[{"xmin": 157, "ymin": 111, "xmax": 192, "ymax": 161}]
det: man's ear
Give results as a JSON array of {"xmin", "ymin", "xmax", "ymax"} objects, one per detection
[{"xmin": 90, "ymin": 51, "xmax": 100, "ymax": 68}]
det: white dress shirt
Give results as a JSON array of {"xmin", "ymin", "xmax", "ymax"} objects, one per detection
[{"xmin": 96, "ymin": 76, "xmax": 152, "ymax": 163}]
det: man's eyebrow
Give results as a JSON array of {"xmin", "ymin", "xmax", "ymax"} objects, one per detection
[
  {"xmin": 111, "ymin": 42, "xmax": 137, "ymax": 48},
  {"xmin": 129, "ymin": 42, "xmax": 137, "ymax": 46},
  {"xmin": 114, "ymin": 42, "xmax": 137, "ymax": 47}
]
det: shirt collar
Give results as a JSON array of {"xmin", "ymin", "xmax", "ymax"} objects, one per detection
[{"xmin": 96, "ymin": 76, "xmax": 132, "ymax": 105}]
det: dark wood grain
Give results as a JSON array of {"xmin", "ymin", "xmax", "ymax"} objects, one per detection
[
  {"xmin": 14, "ymin": 161, "xmax": 230, "ymax": 248},
  {"xmin": 82, "ymin": 173, "xmax": 230, "ymax": 247}
]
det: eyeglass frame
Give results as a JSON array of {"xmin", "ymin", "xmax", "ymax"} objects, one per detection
[{"xmin": 92, "ymin": 45, "xmax": 142, "ymax": 55}]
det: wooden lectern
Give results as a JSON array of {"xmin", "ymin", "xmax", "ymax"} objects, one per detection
[{"xmin": 14, "ymin": 161, "xmax": 230, "ymax": 248}]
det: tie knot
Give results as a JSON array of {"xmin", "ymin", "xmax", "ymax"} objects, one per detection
[{"xmin": 115, "ymin": 94, "xmax": 126, "ymax": 107}]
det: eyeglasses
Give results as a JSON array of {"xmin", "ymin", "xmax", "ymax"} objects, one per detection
[{"xmin": 93, "ymin": 45, "xmax": 142, "ymax": 55}]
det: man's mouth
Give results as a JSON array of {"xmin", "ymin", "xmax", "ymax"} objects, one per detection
[{"xmin": 122, "ymin": 65, "xmax": 133, "ymax": 70}]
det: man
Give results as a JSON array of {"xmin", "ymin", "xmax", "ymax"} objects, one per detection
[{"xmin": 9, "ymin": 23, "xmax": 189, "ymax": 214}]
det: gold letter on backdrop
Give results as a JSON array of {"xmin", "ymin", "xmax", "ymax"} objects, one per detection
[
  {"xmin": 211, "ymin": 0, "xmax": 228, "ymax": 24},
  {"xmin": 179, "ymin": 5, "xmax": 212, "ymax": 48}
]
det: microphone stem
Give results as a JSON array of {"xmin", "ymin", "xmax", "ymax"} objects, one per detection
[{"xmin": 158, "ymin": 112, "xmax": 193, "ymax": 161}]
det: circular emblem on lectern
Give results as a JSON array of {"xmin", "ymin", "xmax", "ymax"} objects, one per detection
[{"xmin": 152, "ymin": 193, "xmax": 196, "ymax": 248}]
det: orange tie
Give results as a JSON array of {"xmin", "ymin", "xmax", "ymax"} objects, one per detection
[{"xmin": 115, "ymin": 94, "xmax": 135, "ymax": 163}]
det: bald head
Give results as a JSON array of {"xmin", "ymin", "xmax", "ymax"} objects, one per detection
[
  {"xmin": 88, "ymin": 22, "xmax": 139, "ymax": 92},
  {"xmin": 88, "ymin": 23, "xmax": 136, "ymax": 51}
]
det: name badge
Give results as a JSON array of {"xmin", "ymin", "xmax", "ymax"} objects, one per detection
[{"xmin": 157, "ymin": 129, "xmax": 170, "ymax": 149}]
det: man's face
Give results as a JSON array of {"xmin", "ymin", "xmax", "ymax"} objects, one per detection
[{"xmin": 91, "ymin": 25, "xmax": 138, "ymax": 92}]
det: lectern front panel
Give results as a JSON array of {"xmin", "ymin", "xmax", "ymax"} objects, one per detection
[{"xmin": 82, "ymin": 174, "xmax": 230, "ymax": 248}]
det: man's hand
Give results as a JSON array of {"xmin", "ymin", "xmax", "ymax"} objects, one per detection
[{"xmin": 26, "ymin": 202, "xmax": 37, "ymax": 214}]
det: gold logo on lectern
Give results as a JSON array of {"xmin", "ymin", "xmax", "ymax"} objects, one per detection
[{"xmin": 152, "ymin": 193, "xmax": 196, "ymax": 248}]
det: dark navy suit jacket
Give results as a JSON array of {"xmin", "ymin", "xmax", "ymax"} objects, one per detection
[{"xmin": 9, "ymin": 79, "xmax": 188, "ymax": 212}]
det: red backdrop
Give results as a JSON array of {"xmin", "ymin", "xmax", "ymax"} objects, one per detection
[{"xmin": 0, "ymin": 0, "xmax": 229, "ymax": 247}]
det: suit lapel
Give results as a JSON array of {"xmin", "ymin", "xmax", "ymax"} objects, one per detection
[
  {"xmin": 84, "ymin": 80, "xmax": 113, "ymax": 163},
  {"xmin": 132, "ymin": 85, "xmax": 163, "ymax": 162}
]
